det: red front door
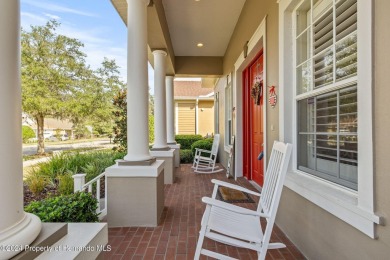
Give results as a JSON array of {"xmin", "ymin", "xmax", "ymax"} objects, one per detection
[{"xmin": 243, "ymin": 52, "xmax": 264, "ymax": 186}]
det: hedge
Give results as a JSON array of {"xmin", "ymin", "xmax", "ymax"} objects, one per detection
[
  {"xmin": 25, "ymin": 192, "xmax": 99, "ymax": 222},
  {"xmin": 191, "ymin": 138, "xmax": 214, "ymax": 155},
  {"xmin": 175, "ymin": 135, "xmax": 203, "ymax": 149},
  {"xmin": 180, "ymin": 149, "xmax": 194, "ymax": 164}
]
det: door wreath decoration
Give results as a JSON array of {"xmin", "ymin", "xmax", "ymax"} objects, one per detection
[{"xmin": 250, "ymin": 81, "xmax": 263, "ymax": 105}]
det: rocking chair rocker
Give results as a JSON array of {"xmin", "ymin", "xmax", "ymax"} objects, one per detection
[
  {"xmin": 192, "ymin": 134, "xmax": 223, "ymax": 173},
  {"xmin": 194, "ymin": 141, "xmax": 292, "ymax": 260}
]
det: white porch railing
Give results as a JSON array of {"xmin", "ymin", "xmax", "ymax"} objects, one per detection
[{"xmin": 72, "ymin": 172, "xmax": 107, "ymax": 220}]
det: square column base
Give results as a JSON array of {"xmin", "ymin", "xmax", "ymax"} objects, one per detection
[
  {"xmin": 168, "ymin": 144, "xmax": 181, "ymax": 168},
  {"xmin": 105, "ymin": 160, "xmax": 165, "ymax": 227},
  {"xmin": 150, "ymin": 149, "xmax": 175, "ymax": 184}
]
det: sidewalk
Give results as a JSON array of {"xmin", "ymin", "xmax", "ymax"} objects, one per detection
[{"xmin": 23, "ymin": 156, "xmax": 51, "ymax": 167}]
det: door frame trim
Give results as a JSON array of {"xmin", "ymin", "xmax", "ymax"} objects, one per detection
[
  {"xmin": 233, "ymin": 16, "xmax": 267, "ymax": 181},
  {"xmin": 243, "ymin": 51, "xmax": 264, "ymax": 182}
]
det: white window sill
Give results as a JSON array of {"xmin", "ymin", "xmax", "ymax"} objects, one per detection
[{"xmin": 284, "ymin": 170, "xmax": 382, "ymax": 238}]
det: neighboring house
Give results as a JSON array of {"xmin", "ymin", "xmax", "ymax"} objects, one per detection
[
  {"xmin": 40, "ymin": 118, "xmax": 74, "ymax": 139},
  {"xmin": 174, "ymin": 80, "xmax": 214, "ymax": 137},
  {"xmin": 22, "ymin": 113, "xmax": 74, "ymax": 139}
]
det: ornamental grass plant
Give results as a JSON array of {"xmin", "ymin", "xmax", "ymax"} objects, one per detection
[{"xmin": 24, "ymin": 150, "xmax": 125, "ymax": 197}]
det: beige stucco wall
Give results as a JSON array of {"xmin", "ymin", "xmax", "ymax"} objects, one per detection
[
  {"xmin": 215, "ymin": 0, "xmax": 390, "ymax": 258},
  {"xmin": 275, "ymin": 0, "xmax": 390, "ymax": 259}
]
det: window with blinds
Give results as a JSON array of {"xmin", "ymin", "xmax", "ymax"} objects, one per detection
[{"xmin": 295, "ymin": 0, "xmax": 358, "ymax": 190}]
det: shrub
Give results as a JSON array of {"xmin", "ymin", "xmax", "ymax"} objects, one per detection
[
  {"xmin": 22, "ymin": 125, "xmax": 36, "ymax": 143},
  {"xmin": 25, "ymin": 192, "xmax": 99, "ymax": 222},
  {"xmin": 25, "ymin": 171, "xmax": 49, "ymax": 195},
  {"xmin": 175, "ymin": 135, "xmax": 203, "ymax": 149},
  {"xmin": 180, "ymin": 149, "xmax": 194, "ymax": 163},
  {"xmin": 57, "ymin": 172, "xmax": 74, "ymax": 195},
  {"xmin": 191, "ymin": 138, "xmax": 214, "ymax": 155}
]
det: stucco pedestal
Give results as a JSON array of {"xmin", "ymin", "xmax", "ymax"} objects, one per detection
[
  {"xmin": 150, "ymin": 149, "xmax": 175, "ymax": 184},
  {"xmin": 105, "ymin": 160, "xmax": 165, "ymax": 227},
  {"xmin": 168, "ymin": 144, "xmax": 181, "ymax": 168}
]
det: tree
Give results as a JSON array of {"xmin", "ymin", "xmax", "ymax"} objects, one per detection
[
  {"xmin": 112, "ymin": 89, "xmax": 127, "ymax": 151},
  {"xmin": 22, "ymin": 20, "xmax": 88, "ymax": 154},
  {"xmin": 148, "ymin": 114, "xmax": 155, "ymax": 144},
  {"xmin": 113, "ymin": 89, "xmax": 154, "ymax": 151},
  {"xmin": 112, "ymin": 89, "xmax": 155, "ymax": 151},
  {"xmin": 149, "ymin": 87, "xmax": 154, "ymax": 115},
  {"xmin": 68, "ymin": 58, "xmax": 125, "ymax": 137},
  {"xmin": 90, "ymin": 58, "xmax": 125, "ymax": 134}
]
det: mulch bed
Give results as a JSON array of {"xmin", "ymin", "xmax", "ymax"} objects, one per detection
[
  {"xmin": 23, "ymin": 184, "xmax": 59, "ymax": 206},
  {"xmin": 23, "ymin": 179, "xmax": 105, "ymax": 206},
  {"xmin": 23, "ymin": 171, "xmax": 106, "ymax": 207}
]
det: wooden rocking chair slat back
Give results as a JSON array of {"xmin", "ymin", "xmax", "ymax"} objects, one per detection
[{"xmin": 194, "ymin": 141, "xmax": 292, "ymax": 260}]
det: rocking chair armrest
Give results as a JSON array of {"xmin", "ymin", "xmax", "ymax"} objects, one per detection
[
  {"xmin": 211, "ymin": 179, "xmax": 261, "ymax": 197},
  {"xmin": 202, "ymin": 197, "xmax": 269, "ymax": 218},
  {"xmin": 195, "ymin": 148, "xmax": 212, "ymax": 154}
]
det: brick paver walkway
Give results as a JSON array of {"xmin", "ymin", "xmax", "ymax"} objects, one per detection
[{"xmin": 105, "ymin": 164, "xmax": 305, "ymax": 260}]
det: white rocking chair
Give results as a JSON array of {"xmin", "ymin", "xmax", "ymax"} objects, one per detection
[
  {"xmin": 194, "ymin": 141, "xmax": 292, "ymax": 260},
  {"xmin": 192, "ymin": 134, "xmax": 223, "ymax": 173}
]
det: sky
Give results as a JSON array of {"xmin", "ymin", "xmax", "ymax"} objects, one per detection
[{"xmin": 21, "ymin": 0, "xmax": 155, "ymax": 92}]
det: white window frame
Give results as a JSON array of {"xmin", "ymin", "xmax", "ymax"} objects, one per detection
[
  {"xmin": 225, "ymin": 74, "xmax": 233, "ymax": 151},
  {"xmin": 278, "ymin": 0, "xmax": 381, "ymax": 238}
]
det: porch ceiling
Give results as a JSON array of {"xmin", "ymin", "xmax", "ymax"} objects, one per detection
[
  {"xmin": 162, "ymin": 0, "xmax": 245, "ymax": 57},
  {"xmin": 110, "ymin": 0, "xmax": 246, "ymax": 78}
]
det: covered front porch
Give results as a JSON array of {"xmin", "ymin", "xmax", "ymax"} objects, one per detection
[
  {"xmin": 1, "ymin": 0, "xmax": 388, "ymax": 258},
  {"xmin": 105, "ymin": 164, "xmax": 305, "ymax": 259}
]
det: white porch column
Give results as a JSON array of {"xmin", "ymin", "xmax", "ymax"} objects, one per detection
[
  {"xmin": 0, "ymin": 1, "xmax": 41, "ymax": 258},
  {"xmin": 124, "ymin": 0, "xmax": 153, "ymax": 161},
  {"xmin": 166, "ymin": 76, "xmax": 176, "ymax": 144},
  {"xmin": 152, "ymin": 50, "xmax": 169, "ymax": 149},
  {"xmin": 106, "ymin": 0, "xmax": 165, "ymax": 227},
  {"xmin": 150, "ymin": 51, "xmax": 175, "ymax": 183},
  {"xmin": 166, "ymin": 76, "xmax": 180, "ymax": 168}
]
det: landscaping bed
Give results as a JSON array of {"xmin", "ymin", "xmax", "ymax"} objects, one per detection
[
  {"xmin": 23, "ymin": 150, "xmax": 124, "ymax": 206},
  {"xmin": 24, "ymin": 183, "xmax": 59, "ymax": 206}
]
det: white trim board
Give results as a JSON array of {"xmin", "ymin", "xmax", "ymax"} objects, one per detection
[{"xmin": 233, "ymin": 16, "xmax": 268, "ymax": 179}]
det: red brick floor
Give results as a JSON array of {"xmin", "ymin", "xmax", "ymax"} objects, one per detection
[{"xmin": 105, "ymin": 164, "xmax": 305, "ymax": 260}]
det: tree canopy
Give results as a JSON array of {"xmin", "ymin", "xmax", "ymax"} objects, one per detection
[{"xmin": 22, "ymin": 20, "xmax": 125, "ymax": 154}]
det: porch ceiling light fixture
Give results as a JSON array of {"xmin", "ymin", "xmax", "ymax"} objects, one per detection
[{"xmin": 197, "ymin": 43, "xmax": 204, "ymax": 47}]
